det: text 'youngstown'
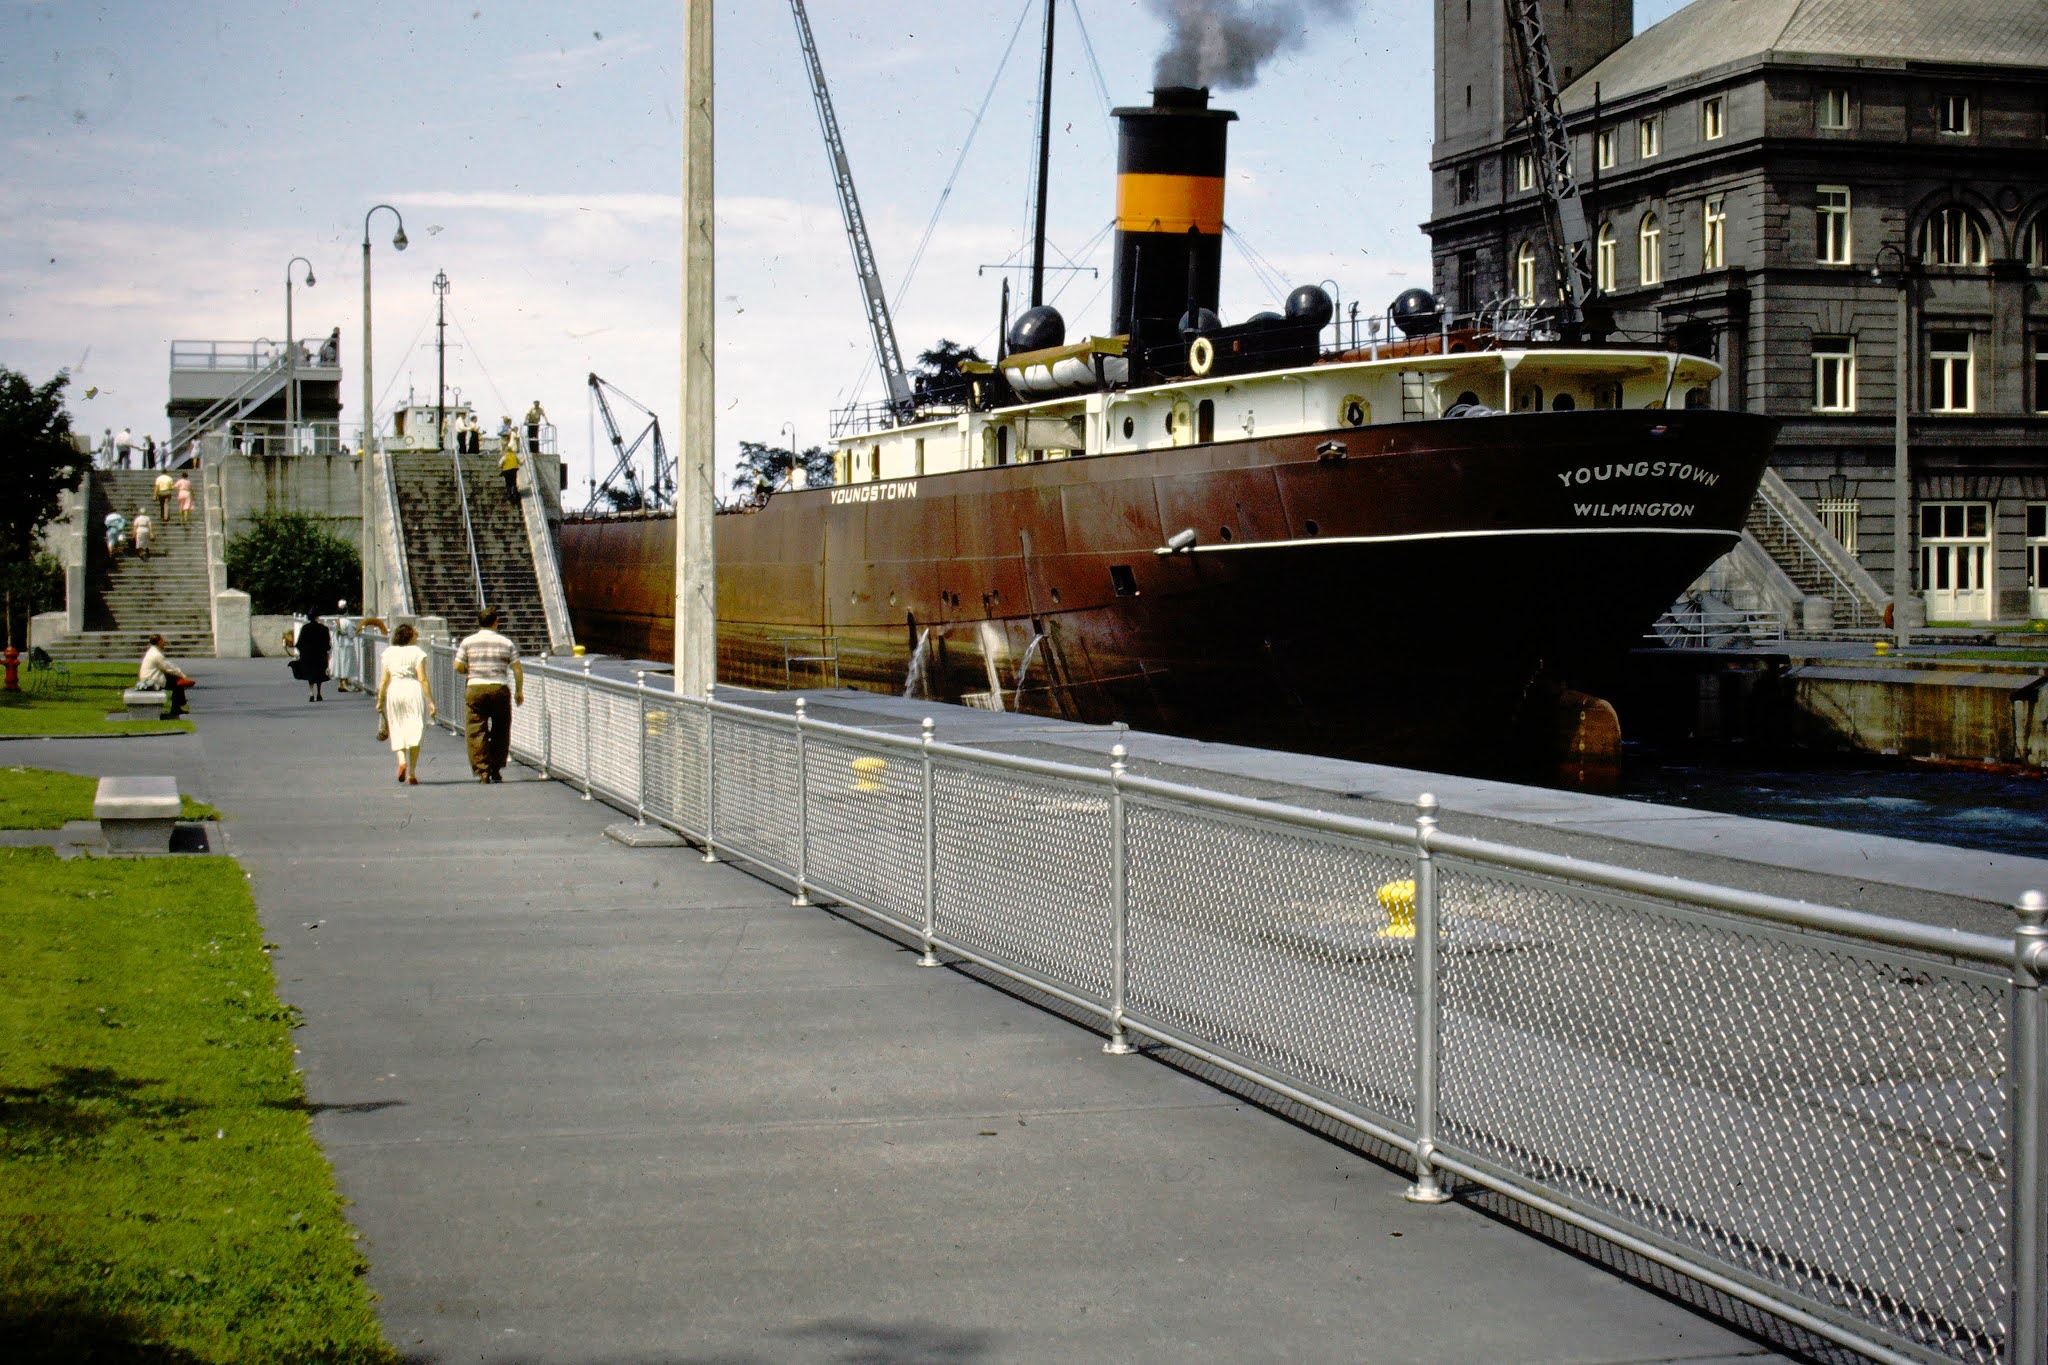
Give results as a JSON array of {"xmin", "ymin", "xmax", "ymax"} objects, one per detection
[
  {"xmin": 1556, "ymin": 462, "xmax": 1720, "ymax": 488},
  {"xmin": 830, "ymin": 480, "xmax": 920, "ymax": 505}
]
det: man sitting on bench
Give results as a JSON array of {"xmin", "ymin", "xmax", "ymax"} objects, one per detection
[{"xmin": 139, "ymin": 635, "xmax": 196, "ymax": 719}]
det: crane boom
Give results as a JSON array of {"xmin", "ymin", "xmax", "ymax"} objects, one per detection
[
  {"xmin": 1503, "ymin": 0, "xmax": 1594, "ymax": 321},
  {"xmin": 789, "ymin": 0, "xmax": 916, "ymax": 422},
  {"xmin": 586, "ymin": 372, "xmax": 673, "ymax": 513}
]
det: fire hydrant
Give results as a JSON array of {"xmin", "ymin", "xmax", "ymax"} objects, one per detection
[{"xmin": 2, "ymin": 646, "xmax": 19, "ymax": 692}]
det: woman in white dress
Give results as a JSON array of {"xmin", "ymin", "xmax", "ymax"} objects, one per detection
[{"xmin": 376, "ymin": 624, "xmax": 436, "ymax": 784}]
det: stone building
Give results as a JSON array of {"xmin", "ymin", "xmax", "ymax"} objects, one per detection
[{"xmin": 1426, "ymin": 0, "xmax": 2048, "ymax": 621}]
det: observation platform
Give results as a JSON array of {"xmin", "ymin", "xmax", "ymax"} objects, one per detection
[{"xmin": 16, "ymin": 657, "xmax": 1798, "ymax": 1363}]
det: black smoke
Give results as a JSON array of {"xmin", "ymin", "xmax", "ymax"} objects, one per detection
[{"xmin": 1146, "ymin": 0, "xmax": 1360, "ymax": 91}]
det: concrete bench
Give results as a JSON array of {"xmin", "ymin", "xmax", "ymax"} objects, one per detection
[
  {"xmin": 95, "ymin": 776, "xmax": 180, "ymax": 852},
  {"xmin": 121, "ymin": 688, "xmax": 167, "ymax": 719}
]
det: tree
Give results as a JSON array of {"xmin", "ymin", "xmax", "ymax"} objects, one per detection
[
  {"xmin": 729, "ymin": 441, "xmax": 835, "ymax": 506},
  {"xmin": 916, "ymin": 339, "xmax": 984, "ymax": 380},
  {"xmin": 0, "ymin": 367, "xmax": 84, "ymax": 567},
  {"xmin": 225, "ymin": 513, "xmax": 363, "ymax": 615}
]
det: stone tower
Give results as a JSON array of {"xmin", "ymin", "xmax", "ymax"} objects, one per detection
[{"xmin": 1434, "ymin": 0, "xmax": 1635, "ymax": 162}]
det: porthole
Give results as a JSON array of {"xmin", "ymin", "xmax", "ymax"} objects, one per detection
[
  {"xmin": 1110, "ymin": 565, "xmax": 1138, "ymax": 597},
  {"xmin": 1340, "ymin": 395, "xmax": 1370, "ymax": 427},
  {"xmin": 1303, "ymin": 519, "xmax": 1320, "ymax": 537},
  {"xmin": 1163, "ymin": 411, "xmax": 1176, "ymax": 435},
  {"xmin": 1122, "ymin": 415, "xmax": 1135, "ymax": 439},
  {"xmin": 1050, "ymin": 587, "xmax": 1062, "ymax": 604},
  {"xmin": 1219, "ymin": 525, "xmax": 1234, "ymax": 542}
]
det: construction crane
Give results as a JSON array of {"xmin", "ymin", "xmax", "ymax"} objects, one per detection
[
  {"xmin": 789, "ymin": 0, "xmax": 916, "ymax": 424},
  {"xmin": 1503, "ymin": 0, "xmax": 1594, "ymax": 325},
  {"xmin": 585, "ymin": 372, "xmax": 673, "ymax": 514}
]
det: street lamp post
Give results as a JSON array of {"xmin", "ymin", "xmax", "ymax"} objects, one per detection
[
  {"xmin": 1874, "ymin": 242, "xmax": 1914, "ymax": 649},
  {"xmin": 780, "ymin": 421, "xmax": 799, "ymax": 490},
  {"xmin": 285, "ymin": 257, "xmax": 315, "ymax": 449},
  {"xmin": 361, "ymin": 205, "xmax": 408, "ymax": 616}
]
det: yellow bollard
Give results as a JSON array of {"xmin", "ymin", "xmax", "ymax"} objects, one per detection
[
  {"xmin": 1874, "ymin": 639, "xmax": 1890, "ymax": 657},
  {"xmin": 1377, "ymin": 878, "xmax": 1417, "ymax": 939},
  {"xmin": 851, "ymin": 756, "xmax": 887, "ymax": 792}
]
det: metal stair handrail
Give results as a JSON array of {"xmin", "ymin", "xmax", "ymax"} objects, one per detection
[
  {"xmin": 1748, "ymin": 469, "xmax": 1888, "ymax": 628},
  {"xmin": 514, "ymin": 457, "xmax": 576, "ymax": 654},
  {"xmin": 448, "ymin": 450, "xmax": 486, "ymax": 615},
  {"xmin": 378, "ymin": 447, "xmax": 416, "ymax": 618},
  {"xmin": 173, "ymin": 354, "xmax": 292, "ymax": 451}
]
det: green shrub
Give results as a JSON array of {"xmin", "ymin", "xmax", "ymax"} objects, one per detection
[{"xmin": 224, "ymin": 515, "xmax": 360, "ymax": 616}]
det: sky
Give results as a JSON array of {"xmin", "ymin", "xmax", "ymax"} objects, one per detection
[{"xmin": 0, "ymin": 0, "xmax": 1689, "ymax": 503}]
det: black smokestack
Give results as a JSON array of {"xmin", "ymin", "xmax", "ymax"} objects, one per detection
[
  {"xmin": 1111, "ymin": 87, "xmax": 1236, "ymax": 348},
  {"xmin": 1146, "ymin": 0, "xmax": 1359, "ymax": 91}
]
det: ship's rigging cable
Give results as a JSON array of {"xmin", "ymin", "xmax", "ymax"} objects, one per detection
[
  {"xmin": 1223, "ymin": 224, "xmax": 1292, "ymax": 303},
  {"xmin": 444, "ymin": 308, "xmax": 512, "ymax": 430},
  {"xmin": 374, "ymin": 316, "xmax": 432, "ymax": 423},
  {"xmin": 1065, "ymin": 0, "xmax": 1115, "ymax": 123},
  {"xmin": 832, "ymin": 0, "xmax": 1034, "ymax": 411}
]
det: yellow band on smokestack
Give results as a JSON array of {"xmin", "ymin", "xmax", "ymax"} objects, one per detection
[{"xmin": 1116, "ymin": 173, "xmax": 1225, "ymax": 235}]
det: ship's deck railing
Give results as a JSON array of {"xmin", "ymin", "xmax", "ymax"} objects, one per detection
[
  {"xmin": 328, "ymin": 636, "xmax": 2047, "ymax": 1365},
  {"xmin": 170, "ymin": 338, "xmax": 342, "ymax": 372},
  {"xmin": 222, "ymin": 421, "xmax": 347, "ymax": 457}
]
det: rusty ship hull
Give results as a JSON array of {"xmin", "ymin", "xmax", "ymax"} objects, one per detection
[{"xmin": 560, "ymin": 405, "xmax": 1776, "ymax": 766}]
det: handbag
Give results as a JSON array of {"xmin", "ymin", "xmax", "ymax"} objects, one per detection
[{"xmin": 375, "ymin": 711, "xmax": 389, "ymax": 742}]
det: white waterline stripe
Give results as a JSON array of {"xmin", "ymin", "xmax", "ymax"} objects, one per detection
[{"xmin": 1154, "ymin": 526, "xmax": 1735, "ymax": 555}]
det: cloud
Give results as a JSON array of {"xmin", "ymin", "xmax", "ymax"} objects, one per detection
[{"xmin": 504, "ymin": 32, "xmax": 652, "ymax": 88}]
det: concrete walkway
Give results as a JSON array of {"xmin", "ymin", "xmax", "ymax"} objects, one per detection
[{"xmin": 18, "ymin": 659, "xmax": 1786, "ymax": 1363}]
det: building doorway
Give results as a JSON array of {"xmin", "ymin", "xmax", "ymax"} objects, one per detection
[
  {"xmin": 1920, "ymin": 501, "xmax": 1992, "ymax": 621},
  {"xmin": 2028, "ymin": 503, "xmax": 2048, "ymax": 618}
]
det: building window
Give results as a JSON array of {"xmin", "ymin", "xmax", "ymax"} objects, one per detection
[
  {"xmin": 1638, "ymin": 115, "xmax": 1661, "ymax": 158},
  {"xmin": 1638, "ymin": 212, "xmax": 1662, "ymax": 285},
  {"xmin": 1456, "ymin": 249, "xmax": 1479, "ymax": 315},
  {"xmin": 1928, "ymin": 331, "xmax": 1974, "ymax": 412},
  {"xmin": 1514, "ymin": 151, "xmax": 1535, "ymax": 192},
  {"xmin": 1815, "ymin": 186, "xmax": 1852, "ymax": 264},
  {"xmin": 1456, "ymin": 164, "xmax": 1475, "ymax": 205},
  {"xmin": 1821, "ymin": 87, "xmax": 1851, "ymax": 130},
  {"xmin": 1515, "ymin": 240, "xmax": 1537, "ymax": 305},
  {"xmin": 1939, "ymin": 93, "xmax": 1972, "ymax": 135},
  {"xmin": 1596, "ymin": 128, "xmax": 1616, "ymax": 169},
  {"xmin": 2025, "ymin": 220, "xmax": 2045, "ymax": 269},
  {"xmin": 1921, "ymin": 207, "xmax": 1989, "ymax": 266},
  {"xmin": 1813, "ymin": 336, "xmax": 1856, "ymax": 412},
  {"xmin": 1819, "ymin": 499, "xmax": 1860, "ymax": 554},
  {"xmin": 1595, "ymin": 221, "xmax": 1617, "ymax": 291},
  {"xmin": 1702, "ymin": 96, "xmax": 1725, "ymax": 141},
  {"xmin": 2035, "ymin": 335, "xmax": 2048, "ymax": 414},
  {"xmin": 1702, "ymin": 196, "xmax": 1726, "ymax": 270}
]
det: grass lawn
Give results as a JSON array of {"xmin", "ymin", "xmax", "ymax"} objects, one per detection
[
  {"xmin": 1946, "ymin": 649, "xmax": 2048, "ymax": 664},
  {"xmin": 0, "ymin": 849, "xmax": 395, "ymax": 1363},
  {"xmin": 0, "ymin": 663, "xmax": 192, "ymax": 738},
  {"xmin": 1, "ymin": 766, "xmax": 220, "ymax": 830}
]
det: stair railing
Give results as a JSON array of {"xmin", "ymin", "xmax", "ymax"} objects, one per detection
[
  {"xmin": 514, "ymin": 456, "xmax": 577, "ymax": 654},
  {"xmin": 1745, "ymin": 470, "xmax": 1888, "ymax": 629},
  {"xmin": 378, "ymin": 447, "xmax": 416, "ymax": 617},
  {"xmin": 174, "ymin": 354, "xmax": 292, "ymax": 452},
  {"xmin": 448, "ymin": 449, "xmax": 486, "ymax": 615}
]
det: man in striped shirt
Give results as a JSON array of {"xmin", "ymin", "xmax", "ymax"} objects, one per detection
[{"xmin": 453, "ymin": 607, "xmax": 524, "ymax": 782}]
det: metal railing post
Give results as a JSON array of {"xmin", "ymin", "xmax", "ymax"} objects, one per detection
[
  {"xmin": 701, "ymin": 692, "xmax": 720, "ymax": 864},
  {"xmin": 792, "ymin": 697, "xmax": 811, "ymax": 906},
  {"xmin": 537, "ymin": 668, "xmax": 552, "ymax": 778},
  {"xmin": 579, "ymin": 657, "xmax": 593, "ymax": 800},
  {"xmin": 917, "ymin": 717, "xmax": 940, "ymax": 967},
  {"xmin": 1103, "ymin": 743, "xmax": 1134, "ymax": 1056},
  {"xmin": 633, "ymin": 670, "xmax": 648, "ymax": 826},
  {"xmin": 1405, "ymin": 792, "xmax": 1452, "ymax": 1204},
  {"xmin": 2012, "ymin": 889, "xmax": 2048, "ymax": 1364}
]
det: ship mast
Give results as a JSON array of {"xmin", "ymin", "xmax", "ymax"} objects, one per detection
[
  {"xmin": 788, "ymin": 0, "xmax": 916, "ymax": 423},
  {"xmin": 1028, "ymin": 0, "xmax": 1056, "ymax": 307},
  {"xmin": 433, "ymin": 268, "xmax": 449, "ymax": 450}
]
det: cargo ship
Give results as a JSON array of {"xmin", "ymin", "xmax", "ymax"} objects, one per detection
[{"xmin": 559, "ymin": 87, "xmax": 1777, "ymax": 772}]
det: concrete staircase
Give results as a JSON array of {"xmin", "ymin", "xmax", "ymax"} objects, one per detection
[
  {"xmin": 390, "ymin": 452, "xmax": 550, "ymax": 654},
  {"xmin": 1741, "ymin": 469, "xmax": 1889, "ymax": 632},
  {"xmin": 44, "ymin": 470, "xmax": 214, "ymax": 661}
]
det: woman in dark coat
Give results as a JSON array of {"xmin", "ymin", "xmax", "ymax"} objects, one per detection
[{"xmin": 291, "ymin": 612, "xmax": 333, "ymax": 702}]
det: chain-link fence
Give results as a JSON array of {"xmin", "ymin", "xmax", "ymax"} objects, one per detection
[{"xmin": 333, "ymin": 638, "xmax": 2048, "ymax": 1365}]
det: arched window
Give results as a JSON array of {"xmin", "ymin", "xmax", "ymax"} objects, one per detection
[
  {"xmin": 1514, "ymin": 240, "xmax": 1537, "ymax": 305},
  {"xmin": 1920, "ymin": 206, "xmax": 1989, "ymax": 266},
  {"xmin": 2025, "ymin": 219, "xmax": 2046, "ymax": 269},
  {"xmin": 1595, "ymin": 221, "xmax": 1617, "ymax": 291},
  {"xmin": 1638, "ymin": 213, "xmax": 1663, "ymax": 286}
]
